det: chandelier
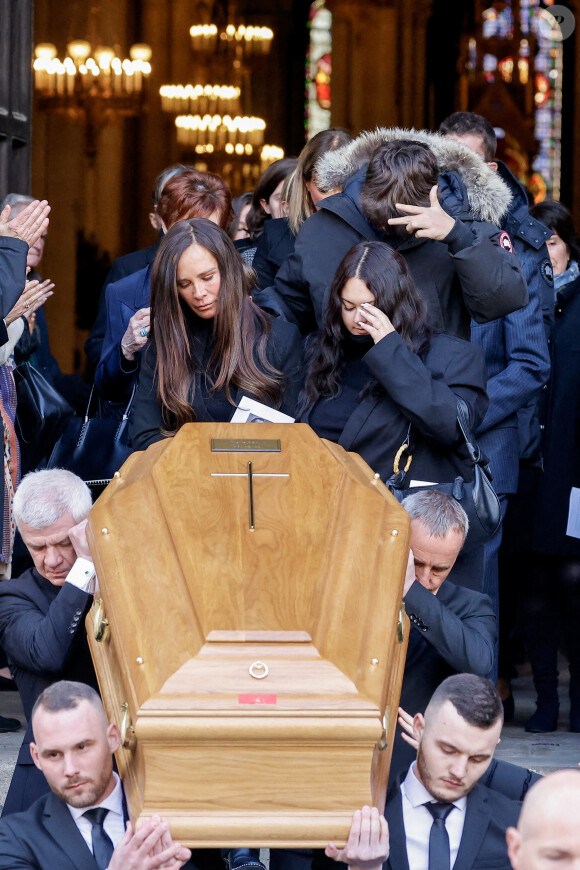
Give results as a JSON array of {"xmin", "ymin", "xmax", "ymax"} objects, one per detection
[
  {"xmin": 33, "ymin": 41, "xmax": 152, "ymax": 104},
  {"xmin": 159, "ymin": 84, "xmax": 241, "ymax": 116},
  {"xmin": 189, "ymin": 23, "xmax": 273, "ymax": 56},
  {"xmin": 175, "ymin": 114, "xmax": 266, "ymax": 153}
]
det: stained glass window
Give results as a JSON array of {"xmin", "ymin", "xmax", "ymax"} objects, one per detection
[
  {"xmin": 477, "ymin": 2, "xmax": 563, "ymax": 199},
  {"xmin": 306, "ymin": 1, "xmax": 332, "ymax": 140}
]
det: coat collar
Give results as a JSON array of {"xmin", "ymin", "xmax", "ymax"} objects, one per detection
[{"xmin": 41, "ymin": 791, "xmax": 98, "ymax": 870}]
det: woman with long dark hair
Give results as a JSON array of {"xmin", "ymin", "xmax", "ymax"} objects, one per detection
[
  {"xmin": 297, "ymin": 240, "xmax": 488, "ymax": 485},
  {"xmin": 130, "ymin": 218, "xmax": 303, "ymax": 449}
]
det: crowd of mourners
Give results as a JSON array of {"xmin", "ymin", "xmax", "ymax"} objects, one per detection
[{"xmin": 0, "ymin": 111, "xmax": 579, "ymax": 870}]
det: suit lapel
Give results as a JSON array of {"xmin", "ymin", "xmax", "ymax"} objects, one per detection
[
  {"xmin": 42, "ymin": 792, "xmax": 98, "ymax": 870},
  {"xmin": 452, "ymin": 785, "xmax": 491, "ymax": 870},
  {"xmin": 384, "ymin": 782, "xmax": 410, "ymax": 870}
]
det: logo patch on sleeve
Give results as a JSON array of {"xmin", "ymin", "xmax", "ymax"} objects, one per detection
[
  {"xmin": 541, "ymin": 258, "xmax": 554, "ymax": 284},
  {"xmin": 498, "ymin": 231, "xmax": 514, "ymax": 254}
]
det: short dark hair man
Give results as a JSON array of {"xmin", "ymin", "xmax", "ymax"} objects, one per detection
[
  {"xmin": 0, "ymin": 470, "xmax": 98, "ymax": 815},
  {"xmin": 506, "ymin": 769, "xmax": 580, "ymax": 869},
  {"xmin": 0, "ymin": 681, "xmax": 192, "ymax": 870},
  {"xmin": 385, "ymin": 674, "xmax": 520, "ymax": 870}
]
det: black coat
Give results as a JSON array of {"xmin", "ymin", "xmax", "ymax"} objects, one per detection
[
  {"xmin": 533, "ymin": 274, "xmax": 580, "ymax": 555},
  {"xmin": 266, "ymin": 167, "xmax": 528, "ymax": 339},
  {"xmin": 130, "ymin": 312, "xmax": 304, "ymax": 451},
  {"xmin": 384, "ymin": 776, "xmax": 520, "ymax": 870},
  {"xmin": 301, "ymin": 331, "xmax": 488, "ymax": 484},
  {"xmin": 252, "ymin": 217, "xmax": 296, "ymax": 290},
  {"xmin": 390, "ymin": 579, "xmax": 496, "ymax": 780},
  {"xmin": 0, "ymin": 569, "xmax": 97, "ymax": 814}
]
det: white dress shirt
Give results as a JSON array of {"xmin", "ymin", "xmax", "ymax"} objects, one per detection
[
  {"xmin": 67, "ymin": 771, "xmax": 126, "ymax": 854},
  {"xmin": 65, "ymin": 557, "xmax": 97, "ymax": 595},
  {"xmin": 400, "ymin": 762, "xmax": 467, "ymax": 870}
]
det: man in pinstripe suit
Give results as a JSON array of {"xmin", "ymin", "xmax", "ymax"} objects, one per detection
[{"xmin": 440, "ymin": 113, "xmax": 552, "ymax": 678}]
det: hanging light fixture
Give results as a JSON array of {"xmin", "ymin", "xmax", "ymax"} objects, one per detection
[
  {"xmin": 175, "ymin": 114, "xmax": 266, "ymax": 153},
  {"xmin": 159, "ymin": 84, "xmax": 241, "ymax": 116},
  {"xmin": 33, "ymin": 40, "xmax": 152, "ymax": 102}
]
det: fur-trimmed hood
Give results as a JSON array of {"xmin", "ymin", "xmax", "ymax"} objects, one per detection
[{"xmin": 315, "ymin": 127, "xmax": 512, "ymax": 225}]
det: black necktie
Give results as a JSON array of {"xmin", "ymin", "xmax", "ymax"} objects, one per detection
[
  {"xmin": 424, "ymin": 801, "xmax": 454, "ymax": 870},
  {"xmin": 83, "ymin": 807, "xmax": 115, "ymax": 870}
]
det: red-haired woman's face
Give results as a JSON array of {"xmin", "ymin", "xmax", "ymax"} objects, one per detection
[{"xmin": 176, "ymin": 243, "xmax": 221, "ymax": 319}]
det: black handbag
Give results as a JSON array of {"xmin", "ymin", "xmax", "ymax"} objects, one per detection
[
  {"xmin": 386, "ymin": 397, "xmax": 502, "ymax": 552},
  {"xmin": 47, "ymin": 387, "xmax": 134, "ymax": 498},
  {"xmin": 14, "ymin": 362, "xmax": 74, "ymax": 474}
]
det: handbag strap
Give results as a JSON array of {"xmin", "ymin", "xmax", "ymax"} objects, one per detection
[
  {"xmin": 84, "ymin": 385, "xmax": 136, "ymax": 424},
  {"xmin": 456, "ymin": 396, "xmax": 492, "ymax": 477}
]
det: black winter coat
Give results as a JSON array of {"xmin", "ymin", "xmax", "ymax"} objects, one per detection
[
  {"xmin": 266, "ymin": 166, "xmax": 528, "ymax": 339},
  {"xmin": 300, "ymin": 331, "xmax": 488, "ymax": 484},
  {"xmin": 533, "ymin": 274, "xmax": 580, "ymax": 555}
]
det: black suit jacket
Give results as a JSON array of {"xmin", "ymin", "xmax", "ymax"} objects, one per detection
[
  {"xmin": 0, "ymin": 789, "xmax": 101, "ymax": 869},
  {"xmin": 390, "ymin": 580, "xmax": 495, "ymax": 781},
  {"xmin": 84, "ymin": 242, "xmax": 160, "ymax": 367},
  {"xmin": 0, "ymin": 569, "xmax": 97, "ymax": 813},
  {"xmin": 385, "ymin": 776, "xmax": 520, "ymax": 870}
]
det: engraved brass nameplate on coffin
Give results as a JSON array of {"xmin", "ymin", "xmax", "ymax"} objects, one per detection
[{"xmin": 211, "ymin": 438, "xmax": 281, "ymax": 452}]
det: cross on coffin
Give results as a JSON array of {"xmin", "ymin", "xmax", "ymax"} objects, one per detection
[{"xmin": 211, "ymin": 460, "xmax": 289, "ymax": 530}]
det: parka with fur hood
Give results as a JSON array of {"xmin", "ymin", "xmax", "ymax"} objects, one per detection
[{"xmin": 266, "ymin": 128, "xmax": 528, "ymax": 339}]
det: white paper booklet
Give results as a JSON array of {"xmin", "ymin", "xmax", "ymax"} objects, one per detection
[{"xmin": 230, "ymin": 396, "xmax": 295, "ymax": 424}]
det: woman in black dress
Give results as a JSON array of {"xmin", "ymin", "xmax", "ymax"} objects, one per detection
[{"xmin": 130, "ymin": 218, "xmax": 303, "ymax": 450}]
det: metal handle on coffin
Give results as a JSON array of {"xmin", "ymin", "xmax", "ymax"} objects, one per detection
[
  {"xmin": 93, "ymin": 599, "xmax": 109, "ymax": 643},
  {"xmin": 120, "ymin": 702, "xmax": 136, "ymax": 749},
  {"xmin": 397, "ymin": 602, "xmax": 406, "ymax": 643},
  {"xmin": 377, "ymin": 710, "xmax": 389, "ymax": 751}
]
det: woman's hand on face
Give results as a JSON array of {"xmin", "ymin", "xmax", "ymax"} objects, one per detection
[
  {"xmin": 5, "ymin": 278, "xmax": 54, "ymax": 326},
  {"xmin": 357, "ymin": 302, "xmax": 395, "ymax": 344},
  {"xmin": 121, "ymin": 307, "xmax": 151, "ymax": 360}
]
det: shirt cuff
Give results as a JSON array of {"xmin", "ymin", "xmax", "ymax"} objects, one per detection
[{"xmin": 65, "ymin": 557, "xmax": 97, "ymax": 594}]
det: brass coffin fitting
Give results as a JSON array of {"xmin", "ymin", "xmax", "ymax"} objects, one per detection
[
  {"xmin": 93, "ymin": 599, "xmax": 109, "ymax": 643},
  {"xmin": 120, "ymin": 702, "xmax": 136, "ymax": 749}
]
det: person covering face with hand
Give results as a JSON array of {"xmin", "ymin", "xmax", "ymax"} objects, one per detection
[
  {"xmin": 0, "ymin": 470, "xmax": 99, "ymax": 817},
  {"xmin": 388, "ymin": 491, "xmax": 496, "ymax": 783}
]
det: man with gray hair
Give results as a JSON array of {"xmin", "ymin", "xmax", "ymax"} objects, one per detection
[
  {"xmin": 0, "ymin": 469, "xmax": 98, "ymax": 816},
  {"xmin": 390, "ymin": 490, "xmax": 496, "ymax": 780}
]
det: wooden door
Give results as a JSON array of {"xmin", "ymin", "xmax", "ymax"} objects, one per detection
[{"xmin": 0, "ymin": 0, "xmax": 33, "ymax": 197}]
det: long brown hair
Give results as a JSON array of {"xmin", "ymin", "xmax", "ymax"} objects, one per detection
[{"xmin": 151, "ymin": 218, "xmax": 285, "ymax": 432}]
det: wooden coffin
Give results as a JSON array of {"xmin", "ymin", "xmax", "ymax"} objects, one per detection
[{"xmin": 87, "ymin": 423, "xmax": 410, "ymax": 847}]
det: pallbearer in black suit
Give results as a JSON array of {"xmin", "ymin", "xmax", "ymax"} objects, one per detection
[
  {"xmin": 0, "ymin": 681, "xmax": 192, "ymax": 870},
  {"xmin": 0, "ymin": 470, "xmax": 98, "ymax": 815},
  {"xmin": 385, "ymin": 675, "xmax": 520, "ymax": 870},
  {"xmin": 390, "ymin": 491, "xmax": 496, "ymax": 782}
]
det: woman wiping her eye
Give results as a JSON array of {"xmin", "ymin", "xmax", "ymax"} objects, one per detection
[{"xmin": 297, "ymin": 239, "xmax": 489, "ymax": 490}]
